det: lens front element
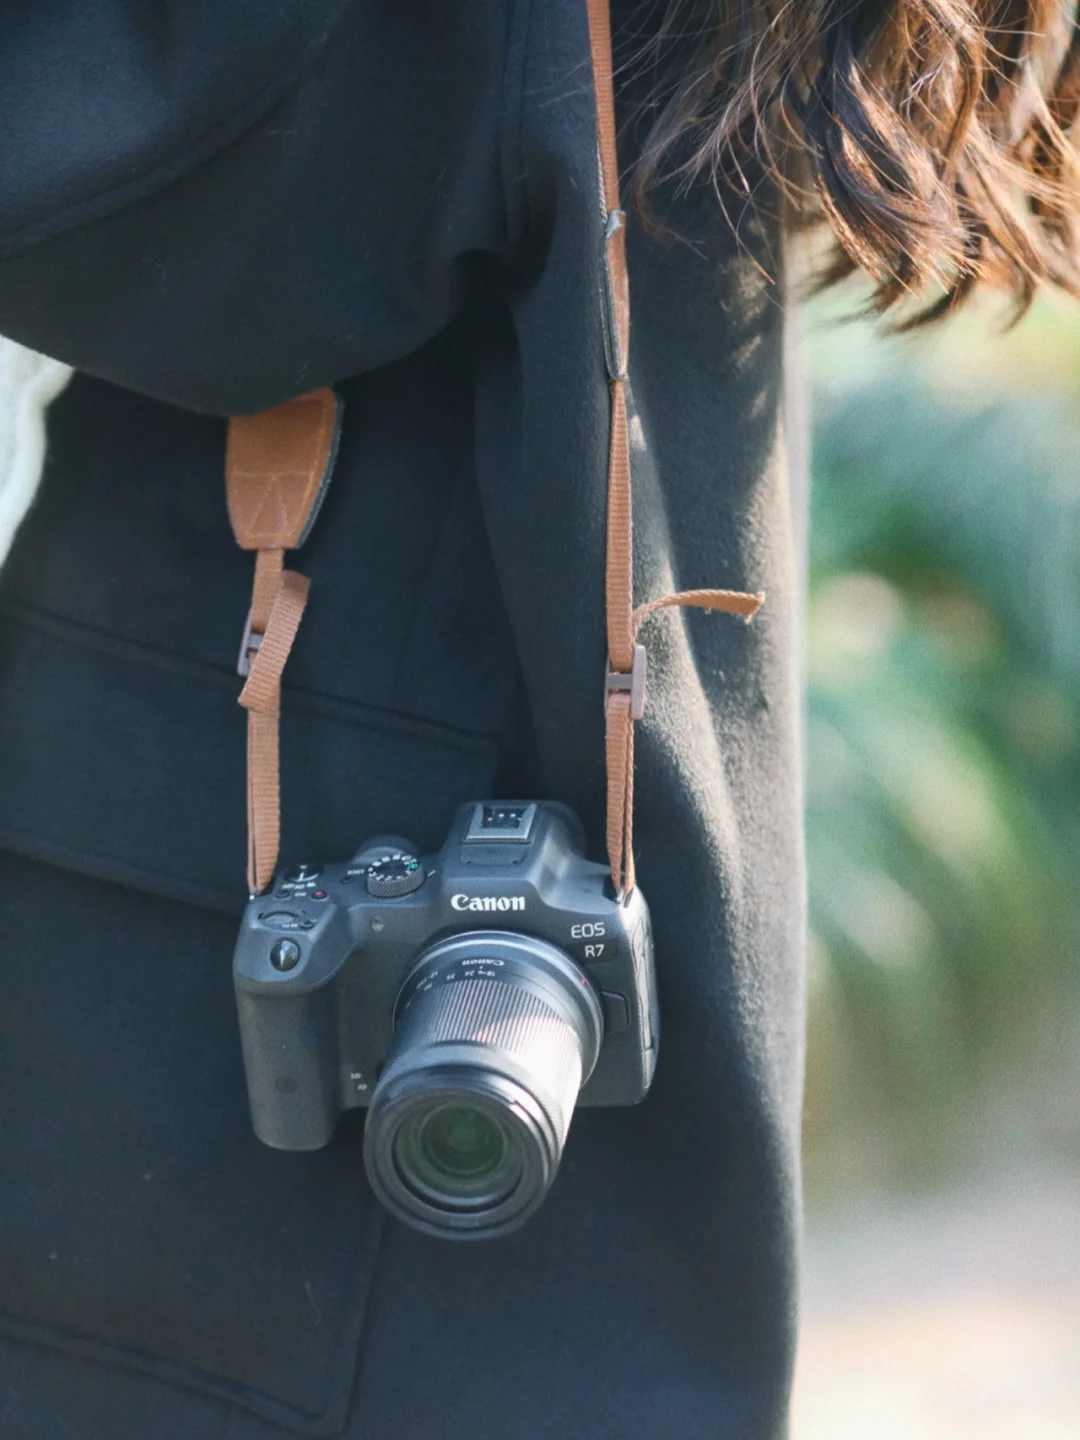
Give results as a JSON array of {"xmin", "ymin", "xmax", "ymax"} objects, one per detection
[
  {"xmin": 393, "ymin": 1101, "xmax": 523, "ymax": 1210},
  {"xmin": 364, "ymin": 932, "xmax": 603, "ymax": 1239}
]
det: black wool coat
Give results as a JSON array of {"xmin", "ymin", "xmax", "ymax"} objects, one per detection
[{"xmin": 0, "ymin": 2, "xmax": 806, "ymax": 1436}]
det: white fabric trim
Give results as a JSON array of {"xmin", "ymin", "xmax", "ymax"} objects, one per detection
[{"xmin": 0, "ymin": 336, "xmax": 73, "ymax": 570}]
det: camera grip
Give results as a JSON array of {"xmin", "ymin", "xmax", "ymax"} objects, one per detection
[{"xmin": 235, "ymin": 983, "xmax": 341, "ymax": 1150}]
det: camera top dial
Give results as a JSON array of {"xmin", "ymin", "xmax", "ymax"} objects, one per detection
[{"xmin": 365, "ymin": 851, "xmax": 425, "ymax": 899}]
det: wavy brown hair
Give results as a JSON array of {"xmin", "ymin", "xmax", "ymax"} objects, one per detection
[{"xmin": 633, "ymin": 0, "xmax": 1080, "ymax": 321}]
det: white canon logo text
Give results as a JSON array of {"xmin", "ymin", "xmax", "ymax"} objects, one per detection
[{"xmin": 450, "ymin": 894, "xmax": 526, "ymax": 913}]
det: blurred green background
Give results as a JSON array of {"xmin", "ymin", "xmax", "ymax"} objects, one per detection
[{"xmin": 802, "ymin": 286, "xmax": 1080, "ymax": 1203}]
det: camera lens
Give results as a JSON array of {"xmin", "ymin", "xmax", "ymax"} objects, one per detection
[{"xmin": 364, "ymin": 932, "xmax": 603, "ymax": 1239}]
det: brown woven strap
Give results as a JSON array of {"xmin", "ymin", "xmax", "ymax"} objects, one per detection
[
  {"xmin": 221, "ymin": 3, "xmax": 761, "ymax": 900},
  {"xmin": 226, "ymin": 387, "xmax": 341, "ymax": 895},
  {"xmin": 586, "ymin": 0, "xmax": 764, "ymax": 895},
  {"xmin": 238, "ymin": 560, "xmax": 310, "ymax": 895}
]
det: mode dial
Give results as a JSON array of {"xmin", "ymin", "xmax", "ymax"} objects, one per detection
[{"xmin": 365, "ymin": 852, "xmax": 425, "ymax": 899}]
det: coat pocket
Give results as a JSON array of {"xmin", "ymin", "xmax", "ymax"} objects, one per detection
[
  {"xmin": 0, "ymin": 598, "xmax": 503, "ymax": 1431},
  {"xmin": 0, "ymin": 595, "xmax": 501, "ymax": 912}
]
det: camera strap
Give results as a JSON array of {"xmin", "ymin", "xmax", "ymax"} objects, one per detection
[
  {"xmin": 226, "ymin": 388, "xmax": 342, "ymax": 896},
  {"xmin": 586, "ymin": 0, "xmax": 763, "ymax": 895},
  {"xmin": 224, "ymin": 0, "xmax": 763, "ymax": 899}
]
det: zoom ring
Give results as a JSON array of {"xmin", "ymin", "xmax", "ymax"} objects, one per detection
[{"xmin": 395, "ymin": 977, "xmax": 583, "ymax": 1144}]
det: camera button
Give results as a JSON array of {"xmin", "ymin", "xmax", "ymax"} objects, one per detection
[
  {"xmin": 599, "ymin": 990, "xmax": 630, "ymax": 1034},
  {"xmin": 259, "ymin": 910, "xmax": 315, "ymax": 933},
  {"xmin": 269, "ymin": 939, "xmax": 301, "ymax": 972}
]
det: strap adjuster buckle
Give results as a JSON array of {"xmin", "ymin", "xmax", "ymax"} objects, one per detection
[
  {"xmin": 605, "ymin": 643, "xmax": 647, "ymax": 721},
  {"xmin": 237, "ymin": 608, "xmax": 263, "ymax": 677}
]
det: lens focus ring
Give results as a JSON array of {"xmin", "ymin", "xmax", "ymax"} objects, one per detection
[{"xmin": 364, "ymin": 932, "xmax": 603, "ymax": 1240}]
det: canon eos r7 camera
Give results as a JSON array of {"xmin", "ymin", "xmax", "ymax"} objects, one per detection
[{"xmin": 233, "ymin": 801, "xmax": 657, "ymax": 1239}]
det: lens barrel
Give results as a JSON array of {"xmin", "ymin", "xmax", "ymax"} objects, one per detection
[{"xmin": 364, "ymin": 932, "xmax": 603, "ymax": 1239}]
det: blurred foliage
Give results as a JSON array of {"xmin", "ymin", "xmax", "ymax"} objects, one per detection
[{"xmin": 803, "ymin": 287, "xmax": 1080, "ymax": 1199}]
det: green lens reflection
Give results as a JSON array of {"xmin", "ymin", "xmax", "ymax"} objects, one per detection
[{"xmin": 393, "ymin": 1101, "xmax": 523, "ymax": 1210}]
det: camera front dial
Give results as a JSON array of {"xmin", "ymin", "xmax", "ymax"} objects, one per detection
[{"xmin": 363, "ymin": 931, "xmax": 603, "ymax": 1239}]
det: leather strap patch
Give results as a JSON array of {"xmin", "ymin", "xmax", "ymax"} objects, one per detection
[{"xmin": 226, "ymin": 388, "xmax": 342, "ymax": 551}]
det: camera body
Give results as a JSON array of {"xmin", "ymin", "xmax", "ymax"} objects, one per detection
[{"xmin": 233, "ymin": 802, "xmax": 657, "ymax": 1161}]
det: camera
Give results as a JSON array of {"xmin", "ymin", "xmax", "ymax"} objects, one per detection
[{"xmin": 233, "ymin": 801, "xmax": 658, "ymax": 1239}]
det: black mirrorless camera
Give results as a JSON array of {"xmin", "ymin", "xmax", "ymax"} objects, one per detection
[{"xmin": 233, "ymin": 801, "xmax": 657, "ymax": 1239}]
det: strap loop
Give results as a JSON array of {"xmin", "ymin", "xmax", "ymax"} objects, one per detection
[
  {"xmin": 601, "ymin": 211, "xmax": 630, "ymax": 381},
  {"xmin": 605, "ymin": 644, "xmax": 646, "ymax": 722},
  {"xmin": 238, "ymin": 568, "xmax": 311, "ymax": 715},
  {"xmin": 236, "ymin": 565, "xmax": 310, "ymax": 896}
]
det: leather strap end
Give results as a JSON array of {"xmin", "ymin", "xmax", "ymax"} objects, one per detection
[
  {"xmin": 226, "ymin": 387, "xmax": 342, "ymax": 551},
  {"xmin": 632, "ymin": 588, "xmax": 766, "ymax": 634}
]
